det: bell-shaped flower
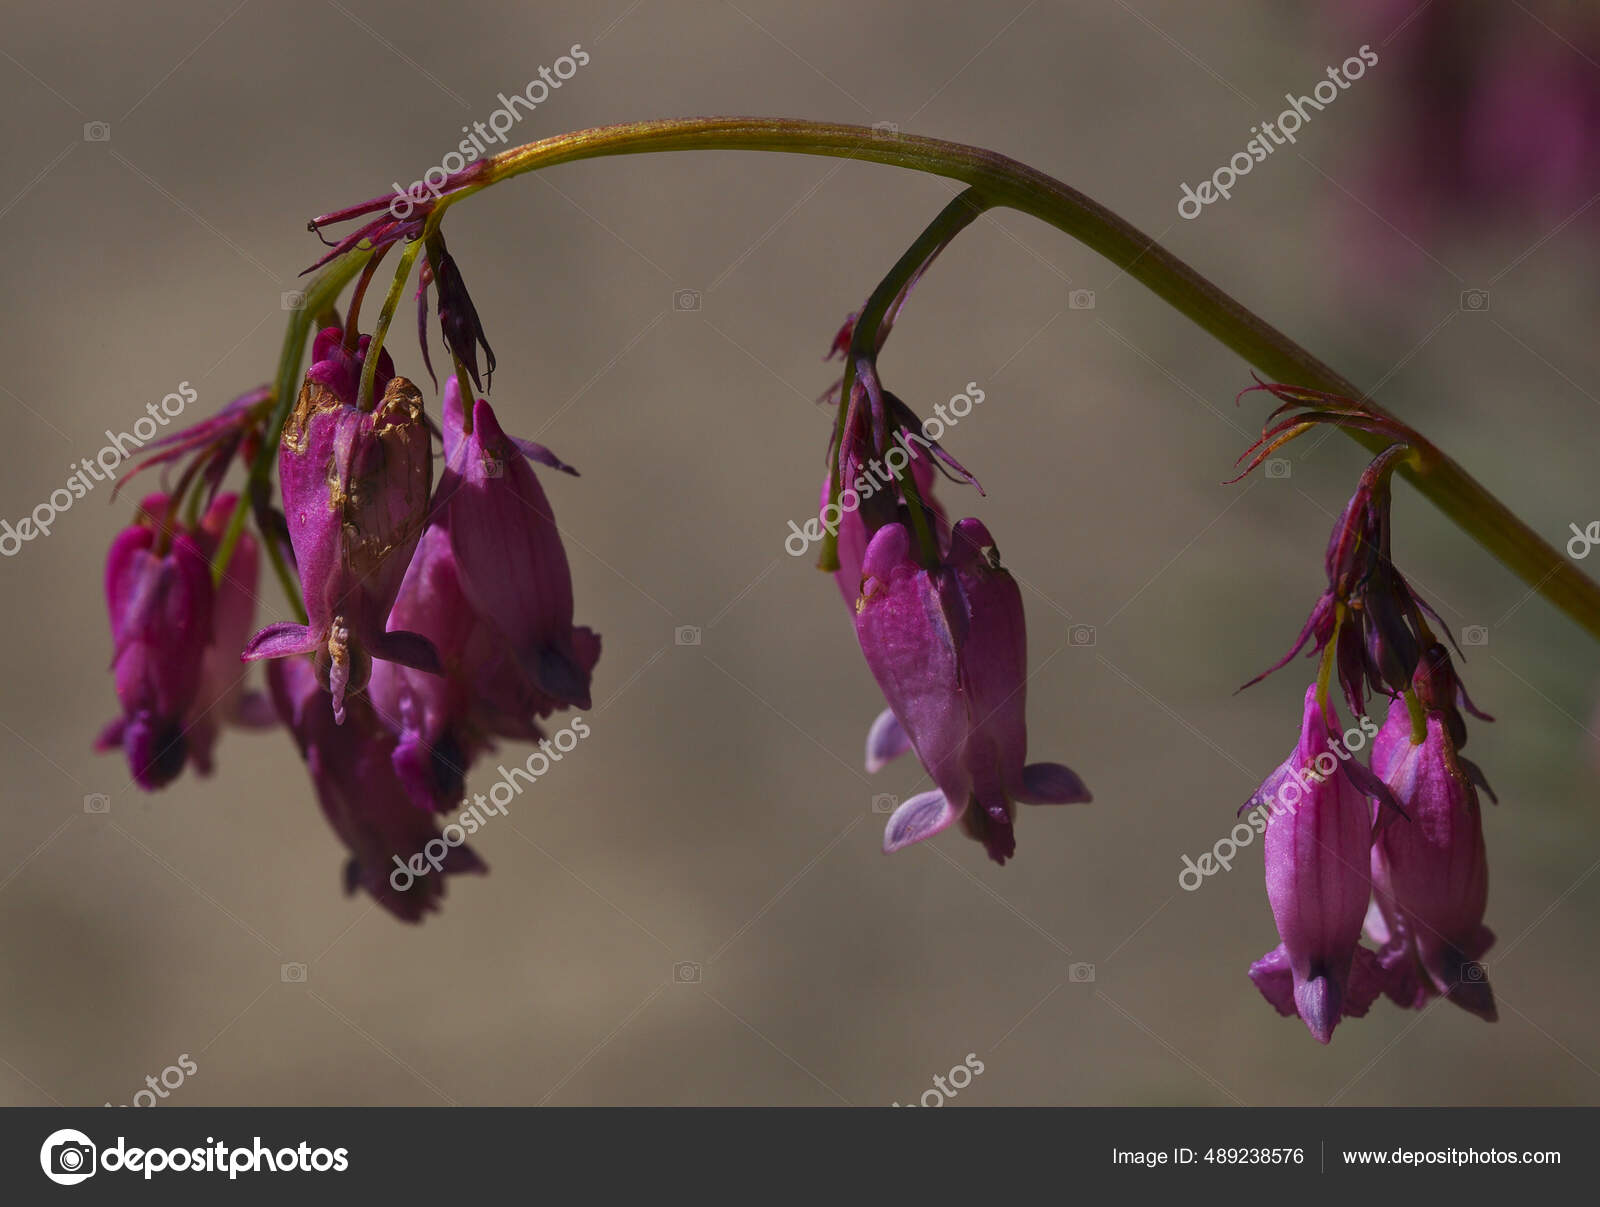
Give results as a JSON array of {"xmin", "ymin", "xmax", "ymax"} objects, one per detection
[
  {"xmin": 1247, "ymin": 685, "xmax": 1384, "ymax": 1043},
  {"xmin": 1366, "ymin": 694, "xmax": 1497, "ymax": 1020},
  {"xmin": 854, "ymin": 517, "xmax": 1090, "ymax": 864},
  {"xmin": 96, "ymin": 496, "xmax": 214, "ymax": 788},
  {"xmin": 433, "ymin": 377, "xmax": 599, "ymax": 713},
  {"xmin": 367, "ymin": 522, "xmax": 552, "ymax": 811},
  {"xmin": 268, "ymin": 654, "xmax": 484, "ymax": 922},
  {"xmin": 242, "ymin": 329, "xmax": 439, "ymax": 722}
]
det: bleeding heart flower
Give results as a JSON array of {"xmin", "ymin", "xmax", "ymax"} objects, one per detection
[
  {"xmin": 854, "ymin": 517, "xmax": 1089, "ymax": 864},
  {"xmin": 1247, "ymin": 685, "xmax": 1384, "ymax": 1043},
  {"xmin": 1366, "ymin": 693, "xmax": 1497, "ymax": 1021},
  {"xmin": 96, "ymin": 496, "xmax": 215, "ymax": 788},
  {"xmin": 432, "ymin": 377, "xmax": 599, "ymax": 714},
  {"xmin": 241, "ymin": 329, "xmax": 439, "ymax": 722}
]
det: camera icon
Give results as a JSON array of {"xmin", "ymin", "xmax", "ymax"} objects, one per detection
[
  {"xmin": 1068, "ymin": 289, "xmax": 1096, "ymax": 310},
  {"xmin": 41, "ymin": 1129, "xmax": 97, "ymax": 1185},
  {"xmin": 675, "ymin": 625, "xmax": 702, "ymax": 646},
  {"xmin": 1068, "ymin": 962, "xmax": 1096, "ymax": 983},
  {"xmin": 871, "ymin": 793, "xmax": 898, "ymax": 815},
  {"xmin": 673, "ymin": 288, "xmax": 702, "ymax": 312},
  {"xmin": 280, "ymin": 962, "xmax": 307, "ymax": 983},
  {"xmin": 871, "ymin": 120, "xmax": 900, "ymax": 136},
  {"xmin": 83, "ymin": 121, "xmax": 111, "ymax": 142},
  {"xmin": 1461, "ymin": 625, "xmax": 1490, "ymax": 647},
  {"xmin": 281, "ymin": 290, "xmax": 306, "ymax": 311},
  {"xmin": 1461, "ymin": 960, "xmax": 1488, "ymax": 983},
  {"xmin": 1459, "ymin": 289, "xmax": 1490, "ymax": 312},
  {"xmin": 481, "ymin": 455, "xmax": 504, "ymax": 478},
  {"xmin": 673, "ymin": 960, "xmax": 702, "ymax": 984},
  {"xmin": 83, "ymin": 793, "xmax": 110, "ymax": 814},
  {"xmin": 1264, "ymin": 458, "xmax": 1292, "ymax": 479},
  {"xmin": 1068, "ymin": 624, "xmax": 1097, "ymax": 647}
]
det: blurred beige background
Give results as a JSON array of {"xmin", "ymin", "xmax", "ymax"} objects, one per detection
[{"xmin": 2, "ymin": 0, "xmax": 1597, "ymax": 1107}]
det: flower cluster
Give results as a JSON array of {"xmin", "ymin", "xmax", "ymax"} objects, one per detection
[
  {"xmin": 96, "ymin": 253, "xmax": 598, "ymax": 922},
  {"xmin": 821, "ymin": 312, "xmax": 1090, "ymax": 866},
  {"xmin": 1236, "ymin": 386, "xmax": 1498, "ymax": 1041}
]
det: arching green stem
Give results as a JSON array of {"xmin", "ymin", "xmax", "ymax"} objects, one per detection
[{"xmin": 252, "ymin": 117, "xmax": 1600, "ymax": 643}]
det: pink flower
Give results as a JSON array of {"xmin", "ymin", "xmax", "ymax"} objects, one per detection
[
  {"xmin": 241, "ymin": 329, "xmax": 439, "ymax": 722},
  {"xmin": 1247, "ymin": 686, "xmax": 1384, "ymax": 1043},
  {"xmin": 367, "ymin": 522, "xmax": 556, "ymax": 811},
  {"xmin": 96, "ymin": 496, "xmax": 214, "ymax": 788},
  {"xmin": 1366, "ymin": 694, "xmax": 1497, "ymax": 1020},
  {"xmin": 854, "ymin": 518, "xmax": 1089, "ymax": 864},
  {"xmin": 432, "ymin": 377, "xmax": 599, "ymax": 713}
]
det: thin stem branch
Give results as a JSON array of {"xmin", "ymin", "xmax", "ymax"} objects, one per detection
[{"xmin": 822, "ymin": 187, "xmax": 990, "ymax": 571}]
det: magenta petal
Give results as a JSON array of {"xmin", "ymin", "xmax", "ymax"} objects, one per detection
[
  {"xmin": 368, "ymin": 629, "xmax": 441, "ymax": 675},
  {"xmin": 271, "ymin": 344, "xmax": 432, "ymax": 710},
  {"xmin": 1248, "ymin": 945, "xmax": 1298, "ymax": 1018},
  {"xmin": 854, "ymin": 517, "xmax": 1088, "ymax": 861},
  {"xmin": 438, "ymin": 379, "xmax": 598, "ymax": 713},
  {"xmin": 1017, "ymin": 762, "xmax": 1093, "ymax": 805},
  {"xmin": 864, "ymin": 707, "xmax": 911, "ymax": 774},
  {"xmin": 883, "ymin": 789, "xmax": 961, "ymax": 854},
  {"xmin": 120, "ymin": 713, "xmax": 189, "ymax": 789},
  {"xmin": 1372, "ymin": 698, "xmax": 1497, "ymax": 1021},
  {"xmin": 1294, "ymin": 975, "xmax": 1342, "ymax": 1044},
  {"xmin": 513, "ymin": 437, "xmax": 578, "ymax": 476},
  {"xmin": 1343, "ymin": 946, "xmax": 1385, "ymax": 1019},
  {"xmin": 1252, "ymin": 686, "xmax": 1374, "ymax": 1042},
  {"xmin": 94, "ymin": 716, "xmax": 126, "ymax": 753},
  {"xmin": 854, "ymin": 523, "xmax": 967, "ymax": 806},
  {"xmin": 241, "ymin": 622, "xmax": 322, "ymax": 662}
]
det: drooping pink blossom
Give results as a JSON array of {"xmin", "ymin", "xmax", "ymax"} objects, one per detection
[{"xmin": 854, "ymin": 518, "xmax": 1089, "ymax": 864}]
